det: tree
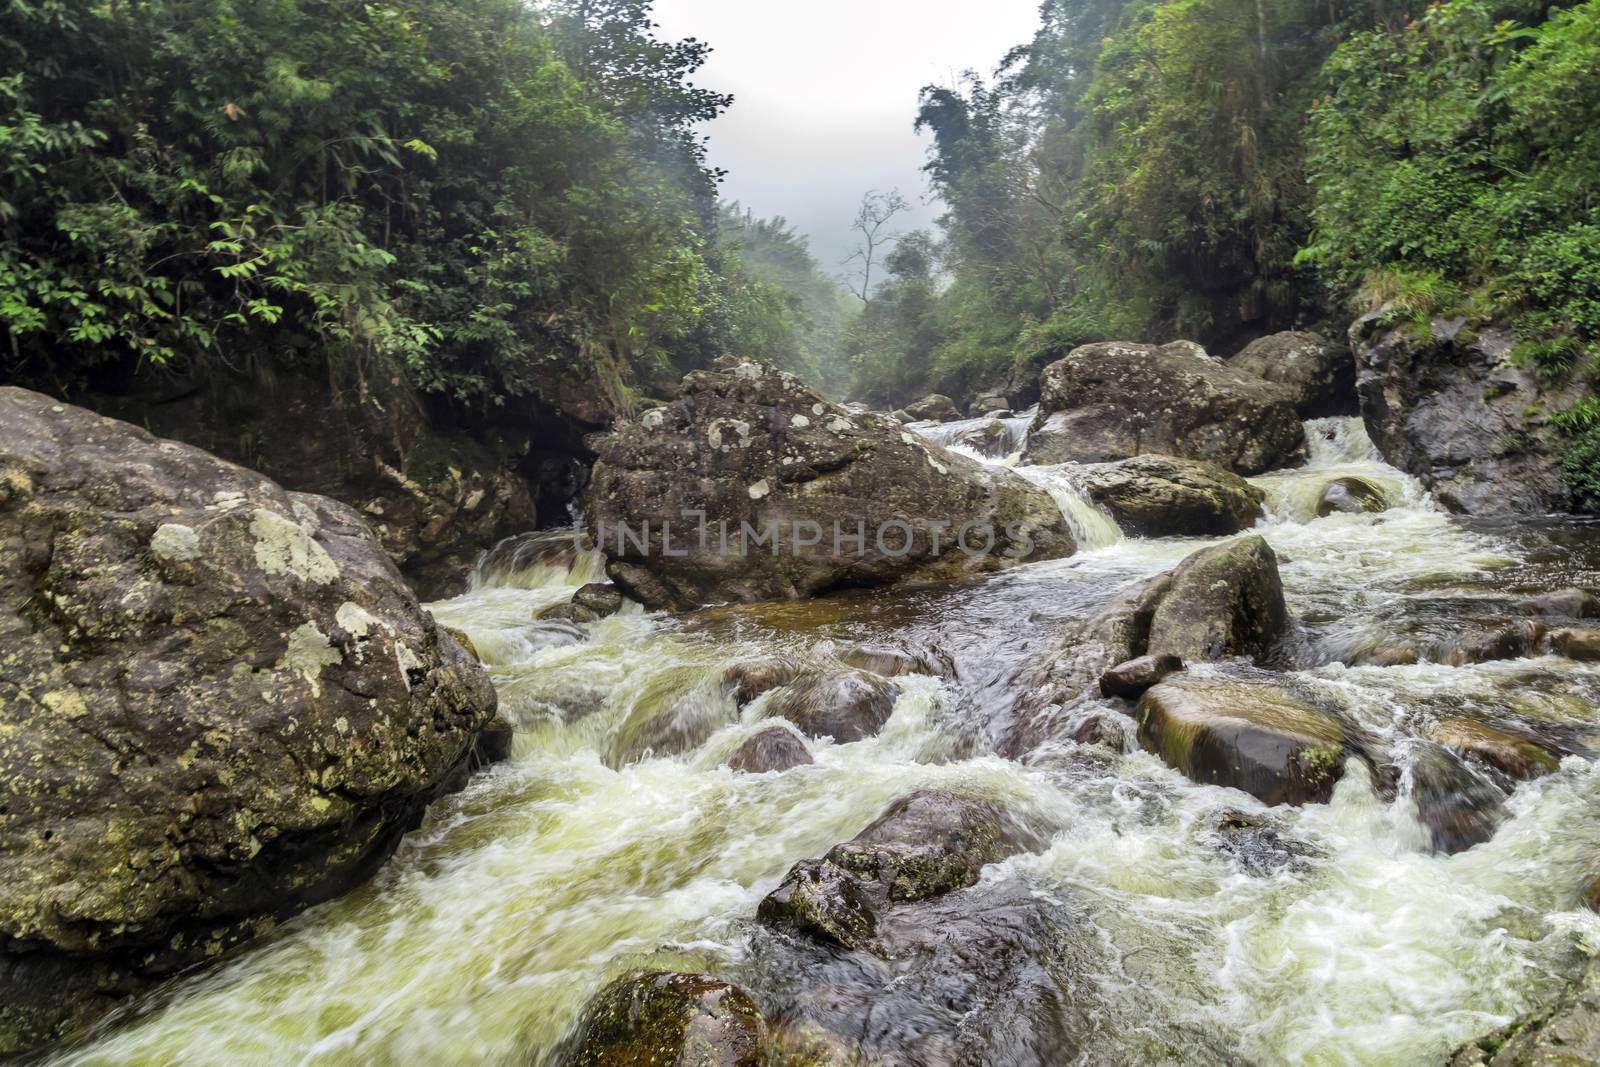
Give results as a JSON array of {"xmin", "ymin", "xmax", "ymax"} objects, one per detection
[{"xmin": 842, "ymin": 189, "xmax": 909, "ymax": 303}]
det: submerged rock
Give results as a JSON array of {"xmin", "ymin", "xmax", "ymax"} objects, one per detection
[
  {"xmin": 1227, "ymin": 331, "xmax": 1356, "ymax": 418},
  {"xmin": 903, "ymin": 393, "xmax": 962, "ymax": 422},
  {"xmin": 1202, "ymin": 808, "xmax": 1320, "ymax": 875},
  {"xmin": 1427, "ymin": 719, "xmax": 1560, "ymax": 782},
  {"xmin": 721, "ymin": 658, "xmax": 800, "ymax": 708},
  {"xmin": 951, "ymin": 417, "xmax": 1014, "ymax": 457},
  {"xmin": 572, "ymin": 582, "xmax": 625, "ymax": 618},
  {"xmin": 1409, "ymin": 741, "xmax": 1507, "ymax": 854},
  {"xmin": 1021, "ymin": 340, "xmax": 1306, "ymax": 474},
  {"xmin": 1519, "ymin": 587, "xmax": 1600, "ymax": 620},
  {"xmin": 1078, "ymin": 454, "xmax": 1266, "ymax": 537},
  {"xmin": 838, "ymin": 642, "xmax": 956, "ymax": 679},
  {"xmin": 758, "ymin": 790, "xmax": 1040, "ymax": 949},
  {"xmin": 584, "ymin": 358, "xmax": 1074, "ymax": 610},
  {"xmin": 726, "ymin": 726, "xmax": 814, "ymax": 774},
  {"xmin": 1100, "ymin": 653, "xmax": 1186, "ymax": 699},
  {"xmin": 0, "ymin": 388, "xmax": 498, "ymax": 1053},
  {"xmin": 558, "ymin": 971, "xmax": 766, "ymax": 1067},
  {"xmin": 1136, "ymin": 673, "xmax": 1365, "ymax": 806},
  {"xmin": 1449, "ymin": 964, "xmax": 1600, "ymax": 1065},
  {"xmin": 1315, "ymin": 476, "xmax": 1388, "ymax": 518},
  {"xmin": 1446, "ymin": 621, "xmax": 1546, "ymax": 666},
  {"xmin": 765, "ymin": 670, "xmax": 900, "ymax": 743}
]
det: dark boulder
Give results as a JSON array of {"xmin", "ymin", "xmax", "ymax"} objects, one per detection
[
  {"xmin": 0, "ymin": 388, "xmax": 497, "ymax": 1054},
  {"xmin": 1136, "ymin": 673, "xmax": 1366, "ymax": 806},
  {"xmin": 558, "ymin": 971, "xmax": 766, "ymax": 1067},
  {"xmin": 1353, "ymin": 315, "xmax": 1579, "ymax": 515},
  {"xmin": 1227, "ymin": 331, "xmax": 1356, "ymax": 418},
  {"xmin": 726, "ymin": 726, "xmax": 814, "ymax": 774},
  {"xmin": 903, "ymin": 393, "xmax": 962, "ymax": 422},
  {"xmin": 758, "ymin": 790, "xmax": 1040, "ymax": 949},
  {"xmin": 1100, "ymin": 653, "xmax": 1186, "ymax": 700},
  {"xmin": 765, "ymin": 670, "xmax": 900, "ymax": 743},
  {"xmin": 1409, "ymin": 741, "xmax": 1507, "ymax": 854},
  {"xmin": 721, "ymin": 658, "xmax": 800, "ymax": 708},
  {"xmin": 584, "ymin": 359, "xmax": 1074, "ymax": 610},
  {"xmin": 1146, "ymin": 535, "xmax": 1289, "ymax": 662},
  {"xmin": 1077, "ymin": 455, "xmax": 1266, "ymax": 537},
  {"xmin": 572, "ymin": 582, "xmax": 625, "ymax": 618},
  {"xmin": 1315, "ymin": 476, "xmax": 1388, "ymax": 518},
  {"xmin": 1021, "ymin": 340, "xmax": 1306, "ymax": 474},
  {"xmin": 1202, "ymin": 808, "xmax": 1320, "ymax": 875}
]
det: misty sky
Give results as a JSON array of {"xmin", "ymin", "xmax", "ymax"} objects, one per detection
[{"xmin": 651, "ymin": 0, "xmax": 1044, "ymax": 276}]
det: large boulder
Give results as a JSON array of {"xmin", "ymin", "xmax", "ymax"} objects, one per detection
[
  {"xmin": 903, "ymin": 393, "xmax": 962, "ymax": 422},
  {"xmin": 558, "ymin": 971, "xmax": 766, "ymax": 1067},
  {"xmin": 1353, "ymin": 315, "xmax": 1579, "ymax": 515},
  {"xmin": 758, "ymin": 790, "xmax": 1039, "ymax": 950},
  {"xmin": 1076, "ymin": 455, "xmax": 1266, "ymax": 537},
  {"xmin": 1227, "ymin": 331, "xmax": 1356, "ymax": 418},
  {"xmin": 1136, "ymin": 673, "xmax": 1367, "ymax": 805},
  {"xmin": 0, "ymin": 388, "xmax": 497, "ymax": 1053},
  {"xmin": 1146, "ymin": 535, "xmax": 1289, "ymax": 661},
  {"xmin": 584, "ymin": 359, "xmax": 1075, "ymax": 610},
  {"xmin": 1021, "ymin": 341, "xmax": 1306, "ymax": 474}
]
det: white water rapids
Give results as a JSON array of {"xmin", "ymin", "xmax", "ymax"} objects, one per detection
[{"xmin": 44, "ymin": 417, "xmax": 1600, "ymax": 1066}]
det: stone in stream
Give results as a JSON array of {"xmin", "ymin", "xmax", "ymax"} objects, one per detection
[
  {"xmin": 1409, "ymin": 741, "xmax": 1508, "ymax": 854},
  {"xmin": 951, "ymin": 417, "xmax": 1013, "ymax": 457},
  {"xmin": 838, "ymin": 641, "xmax": 956, "ymax": 678},
  {"xmin": 1519, "ymin": 587, "xmax": 1600, "ymax": 619},
  {"xmin": 971, "ymin": 390, "xmax": 1011, "ymax": 415},
  {"xmin": 1020, "ymin": 340, "xmax": 1307, "ymax": 474},
  {"xmin": 1077, "ymin": 454, "xmax": 1266, "ymax": 537},
  {"xmin": 572, "ymin": 582, "xmax": 625, "ymax": 618},
  {"xmin": 765, "ymin": 670, "xmax": 900, "ymax": 743},
  {"xmin": 537, "ymin": 601, "xmax": 600, "ymax": 624},
  {"xmin": 758, "ymin": 790, "xmax": 1042, "ymax": 950},
  {"xmin": 1548, "ymin": 627, "xmax": 1600, "ymax": 661},
  {"xmin": 903, "ymin": 392, "xmax": 962, "ymax": 422},
  {"xmin": 1427, "ymin": 719, "xmax": 1561, "ymax": 782},
  {"xmin": 558, "ymin": 971, "xmax": 766, "ymax": 1067},
  {"xmin": 1202, "ymin": 808, "xmax": 1321, "ymax": 876},
  {"xmin": 1314, "ymin": 476, "xmax": 1388, "ymax": 517},
  {"xmin": 721, "ymin": 658, "xmax": 800, "ymax": 708},
  {"xmin": 1135, "ymin": 672, "xmax": 1368, "ymax": 806},
  {"xmin": 0, "ymin": 388, "xmax": 498, "ymax": 1054},
  {"xmin": 583, "ymin": 358, "xmax": 1075, "ymax": 611},
  {"xmin": 1226, "ymin": 330, "xmax": 1357, "ymax": 418},
  {"xmin": 441, "ymin": 624, "xmax": 482, "ymax": 662},
  {"xmin": 726, "ymin": 725, "xmax": 814, "ymax": 774},
  {"xmin": 1446, "ymin": 621, "xmax": 1546, "ymax": 666},
  {"xmin": 1145, "ymin": 535, "xmax": 1289, "ymax": 662},
  {"xmin": 470, "ymin": 715, "xmax": 516, "ymax": 769},
  {"xmin": 1100, "ymin": 653, "xmax": 1186, "ymax": 699},
  {"xmin": 1450, "ymin": 960, "xmax": 1600, "ymax": 1066}
]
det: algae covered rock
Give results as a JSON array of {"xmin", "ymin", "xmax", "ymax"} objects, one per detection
[
  {"xmin": 758, "ymin": 790, "xmax": 1040, "ymax": 949},
  {"xmin": 584, "ymin": 358, "xmax": 1074, "ymax": 610},
  {"xmin": 1315, "ymin": 476, "xmax": 1388, "ymax": 518},
  {"xmin": 1077, "ymin": 454, "xmax": 1266, "ymax": 537},
  {"xmin": 1136, "ymin": 673, "xmax": 1365, "ymax": 805},
  {"xmin": 560, "ymin": 971, "xmax": 766, "ymax": 1067},
  {"xmin": 0, "ymin": 388, "xmax": 497, "ymax": 1053},
  {"xmin": 1146, "ymin": 535, "xmax": 1289, "ymax": 662}
]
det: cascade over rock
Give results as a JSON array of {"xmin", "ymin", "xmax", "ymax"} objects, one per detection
[
  {"xmin": 0, "ymin": 388, "xmax": 497, "ymax": 1053},
  {"xmin": 1021, "ymin": 340, "xmax": 1307, "ymax": 474},
  {"xmin": 584, "ymin": 358, "xmax": 1075, "ymax": 610}
]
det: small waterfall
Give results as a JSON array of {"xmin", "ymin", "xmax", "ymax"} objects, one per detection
[
  {"xmin": 469, "ymin": 528, "xmax": 606, "ymax": 591},
  {"xmin": 1014, "ymin": 465, "xmax": 1123, "ymax": 550},
  {"xmin": 909, "ymin": 412, "xmax": 1034, "ymax": 461},
  {"xmin": 1303, "ymin": 415, "xmax": 1383, "ymax": 468}
]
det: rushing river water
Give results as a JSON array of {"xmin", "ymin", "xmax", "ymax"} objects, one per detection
[{"xmin": 44, "ymin": 417, "xmax": 1600, "ymax": 1066}]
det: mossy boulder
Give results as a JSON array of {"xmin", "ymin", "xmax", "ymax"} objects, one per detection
[
  {"xmin": 573, "ymin": 582, "xmax": 626, "ymax": 618},
  {"xmin": 0, "ymin": 388, "xmax": 498, "ymax": 1054},
  {"xmin": 765, "ymin": 670, "xmax": 900, "ymax": 743},
  {"xmin": 726, "ymin": 726, "xmax": 814, "ymax": 774},
  {"xmin": 1021, "ymin": 340, "xmax": 1306, "ymax": 474},
  {"xmin": 1145, "ymin": 535, "xmax": 1289, "ymax": 662},
  {"xmin": 584, "ymin": 358, "xmax": 1074, "ymax": 610},
  {"xmin": 758, "ymin": 791, "xmax": 1040, "ymax": 949},
  {"xmin": 1136, "ymin": 673, "xmax": 1365, "ymax": 806},
  {"xmin": 1077, "ymin": 455, "xmax": 1267, "ymax": 537},
  {"xmin": 559, "ymin": 971, "xmax": 766, "ymax": 1067},
  {"xmin": 1226, "ymin": 331, "xmax": 1356, "ymax": 418},
  {"xmin": 903, "ymin": 393, "xmax": 962, "ymax": 422},
  {"xmin": 1427, "ymin": 719, "xmax": 1560, "ymax": 782},
  {"xmin": 1315, "ymin": 476, "xmax": 1388, "ymax": 518}
]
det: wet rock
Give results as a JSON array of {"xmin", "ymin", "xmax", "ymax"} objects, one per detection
[
  {"xmin": 537, "ymin": 602, "xmax": 600, "ymax": 625},
  {"xmin": 1226, "ymin": 331, "xmax": 1356, "ymax": 418},
  {"xmin": 1136, "ymin": 673, "xmax": 1365, "ymax": 805},
  {"xmin": 1100, "ymin": 653, "xmax": 1186, "ymax": 700},
  {"xmin": 1450, "ymin": 960, "xmax": 1600, "ymax": 1066},
  {"xmin": 571, "ymin": 582, "xmax": 624, "ymax": 618},
  {"xmin": 1409, "ymin": 742, "xmax": 1506, "ymax": 854},
  {"xmin": 726, "ymin": 726, "xmax": 814, "ymax": 774},
  {"xmin": 1202, "ymin": 808, "xmax": 1320, "ymax": 875},
  {"xmin": 890, "ymin": 408, "xmax": 915, "ymax": 423},
  {"xmin": 903, "ymin": 393, "xmax": 962, "ymax": 422},
  {"xmin": 0, "ymin": 388, "xmax": 497, "ymax": 1054},
  {"xmin": 558, "ymin": 971, "xmax": 765, "ymax": 1067},
  {"xmin": 766, "ymin": 670, "xmax": 900, "ymax": 743},
  {"xmin": 1519, "ymin": 587, "xmax": 1600, "ymax": 619},
  {"xmin": 1146, "ymin": 535, "xmax": 1290, "ymax": 662},
  {"xmin": 1068, "ymin": 713, "xmax": 1125, "ymax": 749},
  {"xmin": 721, "ymin": 658, "xmax": 800, "ymax": 708},
  {"xmin": 1428, "ymin": 720, "xmax": 1560, "ymax": 782},
  {"xmin": 1315, "ymin": 476, "xmax": 1388, "ymax": 518},
  {"xmin": 838, "ymin": 642, "xmax": 956, "ymax": 679},
  {"xmin": 470, "ymin": 715, "xmax": 515, "ymax": 769},
  {"xmin": 1021, "ymin": 340, "xmax": 1306, "ymax": 474},
  {"xmin": 1353, "ymin": 315, "xmax": 1578, "ymax": 515},
  {"xmin": 1548, "ymin": 627, "xmax": 1600, "ymax": 661},
  {"xmin": 442, "ymin": 624, "xmax": 482, "ymax": 662},
  {"xmin": 971, "ymin": 390, "xmax": 1011, "ymax": 415},
  {"xmin": 584, "ymin": 358, "xmax": 1074, "ymax": 611},
  {"xmin": 758, "ymin": 791, "xmax": 1041, "ymax": 949},
  {"xmin": 951, "ymin": 418, "xmax": 1013, "ymax": 457},
  {"xmin": 1078, "ymin": 455, "xmax": 1267, "ymax": 537},
  {"xmin": 1446, "ymin": 621, "xmax": 1546, "ymax": 666},
  {"xmin": 1360, "ymin": 639, "xmax": 1421, "ymax": 667}
]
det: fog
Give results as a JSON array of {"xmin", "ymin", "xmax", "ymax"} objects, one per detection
[{"xmin": 650, "ymin": 0, "xmax": 1044, "ymax": 273}]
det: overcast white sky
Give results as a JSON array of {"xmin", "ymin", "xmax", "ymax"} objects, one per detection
[{"xmin": 651, "ymin": 0, "xmax": 1043, "ymax": 272}]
